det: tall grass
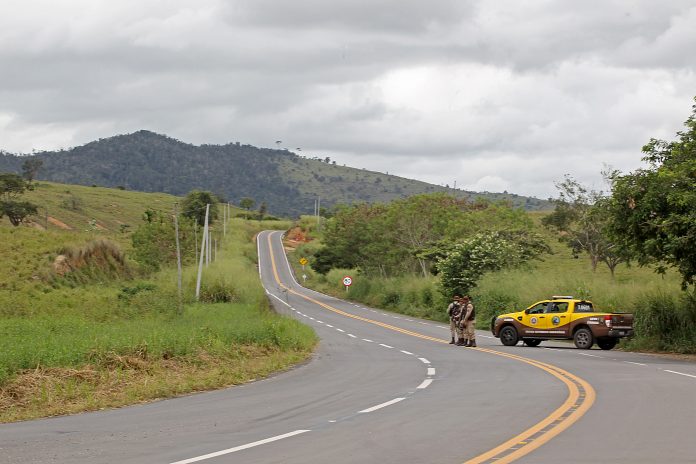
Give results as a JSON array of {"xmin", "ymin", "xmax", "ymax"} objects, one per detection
[{"xmin": 0, "ymin": 218, "xmax": 315, "ymax": 386}]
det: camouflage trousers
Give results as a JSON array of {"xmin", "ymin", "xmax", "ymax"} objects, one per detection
[
  {"xmin": 463, "ymin": 319, "xmax": 476, "ymax": 341},
  {"xmin": 450, "ymin": 319, "xmax": 461, "ymax": 339}
]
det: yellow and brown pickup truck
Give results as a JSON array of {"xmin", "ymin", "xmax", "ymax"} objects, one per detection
[{"xmin": 491, "ymin": 296, "xmax": 634, "ymax": 350}]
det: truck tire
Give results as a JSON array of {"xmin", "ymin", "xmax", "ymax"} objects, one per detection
[
  {"xmin": 597, "ymin": 338, "xmax": 617, "ymax": 350},
  {"xmin": 500, "ymin": 326, "xmax": 519, "ymax": 346},
  {"xmin": 523, "ymin": 338, "xmax": 542, "ymax": 347},
  {"xmin": 573, "ymin": 327, "xmax": 594, "ymax": 349}
]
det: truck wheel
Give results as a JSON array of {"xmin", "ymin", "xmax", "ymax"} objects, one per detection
[
  {"xmin": 500, "ymin": 326, "xmax": 519, "ymax": 346},
  {"xmin": 597, "ymin": 338, "xmax": 617, "ymax": 350},
  {"xmin": 523, "ymin": 339, "xmax": 542, "ymax": 347},
  {"xmin": 573, "ymin": 328, "xmax": 594, "ymax": 349}
]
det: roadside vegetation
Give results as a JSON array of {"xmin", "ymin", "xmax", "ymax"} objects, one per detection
[
  {"xmin": 0, "ymin": 182, "xmax": 316, "ymax": 422},
  {"xmin": 289, "ymin": 98, "xmax": 696, "ymax": 353}
]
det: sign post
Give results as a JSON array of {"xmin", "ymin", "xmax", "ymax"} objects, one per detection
[{"xmin": 342, "ymin": 275, "xmax": 353, "ymax": 292}]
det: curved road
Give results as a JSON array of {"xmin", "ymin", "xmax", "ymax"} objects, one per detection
[{"xmin": 2, "ymin": 230, "xmax": 695, "ymax": 463}]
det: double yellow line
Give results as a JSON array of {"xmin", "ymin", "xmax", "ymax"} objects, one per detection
[{"xmin": 264, "ymin": 232, "xmax": 595, "ymax": 464}]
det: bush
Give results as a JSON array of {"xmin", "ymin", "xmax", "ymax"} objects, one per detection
[
  {"xmin": 199, "ymin": 279, "xmax": 238, "ymax": 303},
  {"xmin": 55, "ymin": 239, "xmax": 132, "ymax": 284},
  {"xmin": 625, "ymin": 291, "xmax": 696, "ymax": 353}
]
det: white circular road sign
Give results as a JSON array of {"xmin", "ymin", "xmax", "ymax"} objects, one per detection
[{"xmin": 342, "ymin": 276, "xmax": 353, "ymax": 286}]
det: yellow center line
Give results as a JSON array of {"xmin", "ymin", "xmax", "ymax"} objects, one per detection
[{"xmin": 264, "ymin": 231, "xmax": 595, "ymax": 464}]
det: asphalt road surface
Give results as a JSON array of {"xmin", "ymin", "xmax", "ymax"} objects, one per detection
[{"xmin": 2, "ymin": 230, "xmax": 696, "ymax": 463}]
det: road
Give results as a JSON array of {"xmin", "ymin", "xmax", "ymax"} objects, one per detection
[{"xmin": 2, "ymin": 230, "xmax": 696, "ymax": 463}]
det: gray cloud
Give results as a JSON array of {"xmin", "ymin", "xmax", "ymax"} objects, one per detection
[{"xmin": 1, "ymin": 0, "xmax": 695, "ymax": 199}]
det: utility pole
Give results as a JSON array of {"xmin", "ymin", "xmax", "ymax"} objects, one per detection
[
  {"xmin": 173, "ymin": 203, "xmax": 183, "ymax": 314},
  {"xmin": 194, "ymin": 219, "xmax": 198, "ymax": 263},
  {"xmin": 195, "ymin": 204, "xmax": 209, "ymax": 301},
  {"xmin": 206, "ymin": 228, "xmax": 211, "ymax": 266},
  {"xmin": 317, "ymin": 196, "xmax": 321, "ymax": 231}
]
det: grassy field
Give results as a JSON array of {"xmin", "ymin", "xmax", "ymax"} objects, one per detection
[
  {"xmin": 0, "ymin": 182, "xmax": 316, "ymax": 422},
  {"xmin": 287, "ymin": 215, "xmax": 695, "ymax": 353}
]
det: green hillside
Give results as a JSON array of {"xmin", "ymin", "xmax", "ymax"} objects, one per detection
[
  {"xmin": 0, "ymin": 181, "xmax": 315, "ymax": 422},
  {"xmin": 0, "ymin": 131, "xmax": 551, "ymax": 218}
]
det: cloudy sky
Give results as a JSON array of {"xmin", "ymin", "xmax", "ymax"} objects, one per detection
[{"xmin": 1, "ymin": 0, "xmax": 695, "ymax": 199}]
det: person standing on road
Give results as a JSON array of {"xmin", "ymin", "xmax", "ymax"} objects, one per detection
[
  {"xmin": 461, "ymin": 296, "xmax": 476, "ymax": 347},
  {"xmin": 447, "ymin": 295, "xmax": 463, "ymax": 344}
]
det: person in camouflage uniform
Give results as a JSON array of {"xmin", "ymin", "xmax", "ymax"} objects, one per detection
[
  {"xmin": 447, "ymin": 295, "xmax": 463, "ymax": 344},
  {"xmin": 460, "ymin": 296, "xmax": 476, "ymax": 347}
]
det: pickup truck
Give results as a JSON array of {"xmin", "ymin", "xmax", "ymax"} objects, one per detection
[{"xmin": 490, "ymin": 296, "xmax": 634, "ymax": 350}]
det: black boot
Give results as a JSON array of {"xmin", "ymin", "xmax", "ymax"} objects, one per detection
[
  {"xmin": 468, "ymin": 340, "xmax": 477, "ymax": 347},
  {"xmin": 449, "ymin": 337, "xmax": 455, "ymax": 344},
  {"xmin": 457, "ymin": 338, "xmax": 467, "ymax": 346}
]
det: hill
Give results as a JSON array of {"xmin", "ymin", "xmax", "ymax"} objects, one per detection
[{"xmin": 0, "ymin": 131, "xmax": 551, "ymax": 217}]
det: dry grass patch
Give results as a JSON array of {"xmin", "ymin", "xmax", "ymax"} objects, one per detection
[{"xmin": 0, "ymin": 345, "xmax": 312, "ymax": 423}]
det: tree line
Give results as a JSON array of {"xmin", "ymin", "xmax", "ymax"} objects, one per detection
[
  {"xmin": 310, "ymin": 96, "xmax": 696, "ymax": 296},
  {"xmin": 543, "ymin": 98, "xmax": 696, "ymax": 290},
  {"xmin": 312, "ymin": 193, "xmax": 549, "ymax": 296}
]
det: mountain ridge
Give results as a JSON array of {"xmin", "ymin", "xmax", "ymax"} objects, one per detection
[{"xmin": 0, "ymin": 130, "xmax": 551, "ymax": 217}]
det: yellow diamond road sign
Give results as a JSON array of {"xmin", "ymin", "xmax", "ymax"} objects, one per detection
[{"xmin": 299, "ymin": 257, "xmax": 308, "ymax": 266}]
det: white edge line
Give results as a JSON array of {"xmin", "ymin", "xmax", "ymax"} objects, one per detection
[
  {"xmin": 358, "ymin": 398, "xmax": 406, "ymax": 413},
  {"xmin": 169, "ymin": 430, "xmax": 311, "ymax": 464},
  {"xmin": 624, "ymin": 361, "xmax": 647, "ymax": 366},
  {"xmin": 418, "ymin": 358, "xmax": 430, "ymax": 364},
  {"xmin": 417, "ymin": 378, "xmax": 433, "ymax": 389},
  {"xmin": 268, "ymin": 293, "xmax": 291, "ymax": 307},
  {"xmin": 664, "ymin": 369, "xmax": 696, "ymax": 379}
]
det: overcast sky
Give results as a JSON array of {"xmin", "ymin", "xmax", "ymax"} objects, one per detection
[{"xmin": 1, "ymin": 1, "xmax": 695, "ymax": 199}]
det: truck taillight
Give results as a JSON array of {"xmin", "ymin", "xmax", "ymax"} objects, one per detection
[{"xmin": 604, "ymin": 315, "xmax": 613, "ymax": 327}]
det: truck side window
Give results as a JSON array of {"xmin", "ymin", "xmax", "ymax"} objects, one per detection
[
  {"xmin": 548, "ymin": 302, "xmax": 568, "ymax": 313},
  {"xmin": 575, "ymin": 303, "xmax": 593, "ymax": 313},
  {"xmin": 528, "ymin": 303, "xmax": 546, "ymax": 314}
]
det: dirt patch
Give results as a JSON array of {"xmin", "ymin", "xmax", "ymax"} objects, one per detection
[
  {"xmin": 47, "ymin": 216, "xmax": 71, "ymax": 230},
  {"xmin": 284, "ymin": 226, "xmax": 311, "ymax": 249}
]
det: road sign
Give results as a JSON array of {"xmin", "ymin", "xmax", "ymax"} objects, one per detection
[
  {"xmin": 343, "ymin": 276, "xmax": 353, "ymax": 287},
  {"xmin": 299, "ymin": 257, "xmax": 308, "ymax": 266}
]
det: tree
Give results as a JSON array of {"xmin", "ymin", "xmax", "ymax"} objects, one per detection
[
  {"xmin": 606, "ymin": 98, "xmax": 696, "ymax": 288},
  {"xmin": 542, "ymin": 174, "xmax": 629, "ymax": 276},
  {"xmin": 0, "ymin": 173, "xmax": 38, "ymax": 226},
  {"xmin": 258, "ymin": 201, "xmax": 267, "ymax": 220},
  {"xmin": 437, "ymin": 230, "xmax": 549, "ymax": 297},
  {"xmin": 181, "ymin": 190, "xmax": 218, "ymax": 226},
  {"xmin": 21, "ymin": 158, "xmax": 43, "ymax": 181},
  {"xmin": 239, "ymin": 197, "xmax": 255, "ymax": 218},
  {"xmin": 132, "ymin": 210, "xmax": 196, "ymax": 272}
]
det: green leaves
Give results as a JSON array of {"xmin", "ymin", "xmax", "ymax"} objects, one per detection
[
  {"xmin": 607, "ymin": 98, "xmax": 696, "ymax": 288},
  {"xmin": 0, "ymin": 172, "xmax": 38, "ymax": 226},
  {"xmin": 181, "ymin": 190, "xmax": 219, "ymax": 226},
  {"xmin": 436, "ymin": 230, "xmax": 549, "ymax": 296}
]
